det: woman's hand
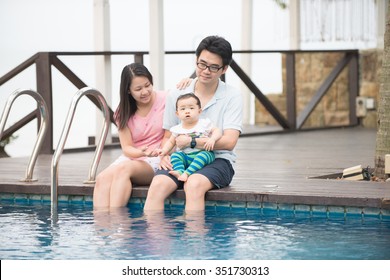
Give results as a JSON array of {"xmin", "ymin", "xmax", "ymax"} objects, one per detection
[
  {"xmin": 149, "ymin": 149, "xmax": 162, "ymax": 157},
  {"xmin": 159, "ymin": 155, "xmax": 172, "ymax": 170},
  {"xmin": 140, "ymin": 146, "xmax": 153, "ymax": 157},
  {"xmin": 176, "ymin": 77, "xmax": 193, "ymax": 90}
]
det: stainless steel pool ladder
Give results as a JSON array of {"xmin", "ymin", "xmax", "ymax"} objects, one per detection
[
  {"xmin": 0, "ymin": 89, "xmax": 48, "ymax": 182},
  {"xmin": 51, "ymin": 87, "xmax": 110, "ymax": 210}
]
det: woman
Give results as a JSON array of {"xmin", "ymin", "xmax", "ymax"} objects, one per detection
[
  {"xmin": 93, "ymin": 63, "xmax": 164, "ymax": 208},
  {"xmin": 93, "ymin": 63, "xmax": 191, "ymax": 208}
]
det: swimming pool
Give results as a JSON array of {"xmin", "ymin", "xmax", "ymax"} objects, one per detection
[{"xmin": 1, "ymin": 201, "xmax": 389, "ymax": 260}]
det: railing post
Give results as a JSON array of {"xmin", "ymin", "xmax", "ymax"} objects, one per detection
[
  {"xmin": 349, "ymin": 51, "xmax": 359, "ymax": 126},
  {"xmin": 286, "ymin": 53, "xmax": 297, "ymax": 130},
  {"xmin": 134, "ymin": 53, "xmax": 144, "ymax": 64},
  {"xmin": 35, "ymin": 52, "xmax": 53, "ymax": 154}
]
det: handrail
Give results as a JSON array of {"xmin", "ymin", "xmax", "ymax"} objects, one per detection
[
  {"xmin": 0, "ymin": 89, "xmax": 48, "ymax": 182},
  {"xmin": 51, "ymin": 87, "xmax": 110, "ymax": 210}
]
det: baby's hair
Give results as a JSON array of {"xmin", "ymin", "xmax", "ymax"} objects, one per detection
[{"xmin": 176, "ymin": 93, "xmax": 201, "ymax": 110}]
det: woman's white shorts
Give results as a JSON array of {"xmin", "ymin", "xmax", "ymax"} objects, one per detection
[{"xmin": 111, "ymin": 155, "xmax": 161, "ymax": 172}]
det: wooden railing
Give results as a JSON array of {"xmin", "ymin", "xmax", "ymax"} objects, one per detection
[
  {"xmin": 231, "ymin": 50, "xmax": 359, "ymax": 130},
  {"xmin": 0, "ymin": 50, "xmax": 359, "ymax": 155}
]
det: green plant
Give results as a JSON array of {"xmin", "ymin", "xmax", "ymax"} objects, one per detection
[
  {"xmin": 274, "ymin": 0, "xmax": 287, "ymax": 9},
  {"xmin": 0, "ymin": 134, "xmax": 18, "ymax": 148}
]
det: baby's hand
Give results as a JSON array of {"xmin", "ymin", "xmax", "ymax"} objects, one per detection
[{"xmin": 204, "ymin": 139, "xmax": 216, "ymax": 151}]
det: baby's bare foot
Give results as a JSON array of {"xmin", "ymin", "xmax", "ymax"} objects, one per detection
[
  {"xmin": 169, "ymin": 170, "xmax": 181, "ymax": 179},
  {"xmin": 178, "ymin": 173, "xmax": 189, "ymax": 182}
]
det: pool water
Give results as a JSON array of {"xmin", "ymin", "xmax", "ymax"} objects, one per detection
[{"xmin": 0, "ymin": 202, "xmax": 389, "ymax": 260}]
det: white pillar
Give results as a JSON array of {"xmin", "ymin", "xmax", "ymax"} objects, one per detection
[
  {"xmin": 241, "ymin": 0, "xmax": 254, "ymax": 125},
  {"xmin": 149, "ymin": 0, "xmax": 165, "ymax": 90},
  {"xmin": 93, "ymin": 0, "xmax": 112, "ymax": 143},
  {"xmin": 376, "ymin": 0, "xmax": 387, "ymax": 49},
  {"xmin": 289, "ymin": 0, "xmax": 300, "ymax": 50}
]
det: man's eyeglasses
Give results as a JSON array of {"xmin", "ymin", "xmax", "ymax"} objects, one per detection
[{"xmin": 196, "ymin": 62, "xmax": 224, "ymax": 73}]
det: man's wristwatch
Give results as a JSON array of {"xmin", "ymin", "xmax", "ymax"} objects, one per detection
[{"xmin": 190, "ymin": 136, "xmax": 197, "ymax": 148}]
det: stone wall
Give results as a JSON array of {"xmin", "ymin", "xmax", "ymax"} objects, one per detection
[
  {"xmin": 359, "ymin": 50, "xmax": 382, "ymax": 128},
  {"xmin": 255, "ymin": 50, "xmax": 381, "ymax": 129}
]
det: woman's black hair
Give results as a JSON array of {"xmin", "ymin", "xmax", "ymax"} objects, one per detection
[{"xmin": 115, "ymin": 63, "xmax": 153, "ymax": 130}]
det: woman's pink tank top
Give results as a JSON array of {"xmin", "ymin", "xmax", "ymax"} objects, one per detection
[{"xmin": 127, "ymin": 90, "xmax": 167, "ymax": 152}]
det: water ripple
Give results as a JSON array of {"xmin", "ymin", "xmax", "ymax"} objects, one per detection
[{"xmin": 0, "ymin": 202, "xmax": 389, "ymax": 259}]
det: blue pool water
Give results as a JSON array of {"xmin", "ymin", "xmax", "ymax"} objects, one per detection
[{"xmin": 0, "ymin": 201, "xmax": 389, "ymax": 260}]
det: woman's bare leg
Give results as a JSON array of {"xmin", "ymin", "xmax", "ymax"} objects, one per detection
[
  {"xmin": 93, "ymin": 160, "xmax": 155, "ymax": 208},
  {"xmin": 93, "ymin": 165, "xmax": 117, "ymax": 208},
  {"xmin": 109, "ymin": 160, "xmax": 155, "ymax": 207}
]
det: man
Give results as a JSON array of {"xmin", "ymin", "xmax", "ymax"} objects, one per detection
[{"xmin": 144, "ymin": 35, "xmax": 243, "ymax": 212}]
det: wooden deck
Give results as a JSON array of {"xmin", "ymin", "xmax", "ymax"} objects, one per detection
[{"xmin": 1, "ymin": 126, "xmax": 390, "ymax": 212}]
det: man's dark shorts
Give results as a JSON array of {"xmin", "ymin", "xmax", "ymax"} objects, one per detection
[{"xmin": 155, "ymin": 158, "xmax": 234, "ymax": 189}]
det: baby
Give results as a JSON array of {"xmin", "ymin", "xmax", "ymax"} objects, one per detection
[{"xmin": 158, "ymin": 93, "xmax": 222, "ymax": 182}]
